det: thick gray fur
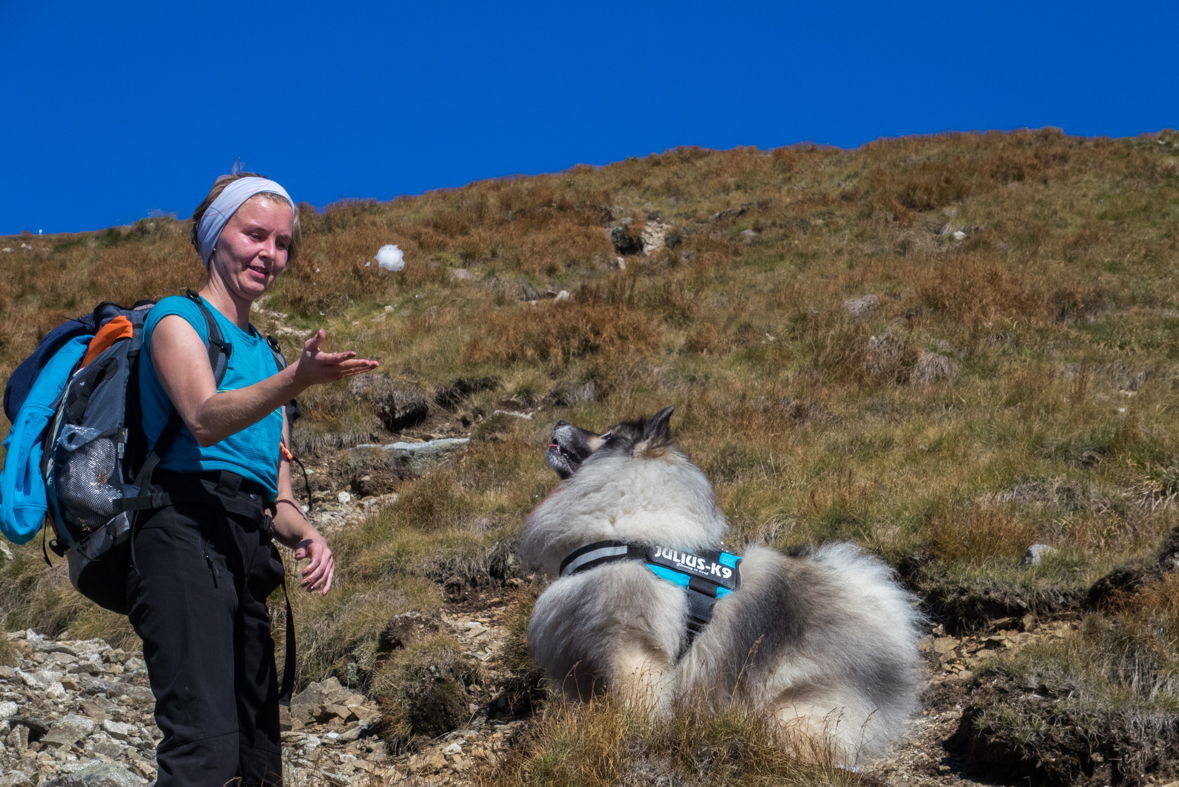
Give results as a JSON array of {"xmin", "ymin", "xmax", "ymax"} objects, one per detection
[{"xmin": 519, "ymin": 408, "xmax": 924, "ymax": 763}]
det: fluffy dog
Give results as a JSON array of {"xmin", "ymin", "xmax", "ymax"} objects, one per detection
[{"xmin": 518, "ymin": 407, "xmax": 923, "ymax": 762}]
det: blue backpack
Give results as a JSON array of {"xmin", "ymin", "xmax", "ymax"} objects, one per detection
[
  {"xmin": 3, "ymin": 292, "xmax": 304, "ymax": 705},
  {"xmin": 1, "ymin": 291, "xmax": 236, "ymax": 613}
]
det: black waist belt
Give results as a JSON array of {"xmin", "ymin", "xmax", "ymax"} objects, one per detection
[
  {"xmin": 559, "ymin": 540, "xmax": 743, "ymax": 645},
  {"xmin": 118, "ymin": 469, "xmax": 273, "ymax": 527}
]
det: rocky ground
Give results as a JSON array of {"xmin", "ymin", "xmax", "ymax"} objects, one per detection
[
  {"xmin": 0, "ymin": 485, "xmax": 1086, "ymax": 787},
  {"xmin": 0, "ymin": 577, "xmax": 1088, "ymax": 787},
  {"xmin": 4, "ymin": 415, "xmax": 1166, "ymax": 786},
  {"xmin": 0, "ymin": 586, "xmax": 524, "ymax": 787},
  {"xmin": 0, "ymin": 436, "xmax": 1135, "ymax": 787}
]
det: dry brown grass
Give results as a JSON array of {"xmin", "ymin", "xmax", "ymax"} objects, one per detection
[
  {"xmin": 916, "ymin": 254, "xmax": 1048, "ymax": 328},
  {"xmin": 927, "ymin": 501, "xmax": 1040, "ymax": 564},
  {"xmin": 478, "ymin": 696, "xmax": 858, "ymax": 787},
  {"xmin": 462, "ymin": 299, "xmax": 664, "ymax": 369}
]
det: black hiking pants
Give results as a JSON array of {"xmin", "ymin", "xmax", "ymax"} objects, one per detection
[{"xmin": 127, "ymin": 471, "xmax": 286, "ymax": 787}]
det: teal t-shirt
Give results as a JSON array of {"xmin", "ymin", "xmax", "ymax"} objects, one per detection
[{"xmin": 139, "ymin": 295, "xmax": 283, "ymax": 501}]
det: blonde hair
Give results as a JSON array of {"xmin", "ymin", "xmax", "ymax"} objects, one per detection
[{"xmin": 190, "ymin": 171, "xmax": 302, "ymax": 264}]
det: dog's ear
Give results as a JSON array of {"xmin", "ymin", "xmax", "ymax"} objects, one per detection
[{"xmin": 646, "ymin": 406, "xmax": 675, "ymax": 445}]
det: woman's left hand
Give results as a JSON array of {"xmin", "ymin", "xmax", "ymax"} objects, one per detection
[{"xmin": 294, "ymin": 537, "xmax": 335, "ymax": 595}]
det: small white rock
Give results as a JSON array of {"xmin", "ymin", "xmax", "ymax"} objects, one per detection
[
  {"xmin": 102, "ymin": 720, "xmax": 135, "ymax": 741},
  {"xmin": 1021, "ymin": 544, "xmax": 1058, "ymax": 566},
  {"xmin": 338, "ymin": 491, "xmax": 352, "ymax": 504}
]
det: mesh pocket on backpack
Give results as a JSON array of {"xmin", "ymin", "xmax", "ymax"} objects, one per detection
[{"xmin": 56, "ymin": 426, "xmax": 124, "ymax": 533}]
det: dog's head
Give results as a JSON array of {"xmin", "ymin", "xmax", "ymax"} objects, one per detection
[
  {"xmin": 546, "ymin": 406, "xmax": 676, "ymax": 480},
  {"xmin": 523, "ymin": 405, "xmax": 728, "ymax": 575}
]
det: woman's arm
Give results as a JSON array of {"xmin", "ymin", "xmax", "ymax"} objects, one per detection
[
  {"xmin": 273, "ymin": 411, "xmax": 334, "ymax": 594},
  {"xmin": 150, "ymin": 315, "xmax": 377, "ymax": 447}
]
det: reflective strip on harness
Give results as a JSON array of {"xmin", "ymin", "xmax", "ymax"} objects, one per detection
[{"xmin": 559, "ymin": 542, "xmax": 632, "ymax": 577}]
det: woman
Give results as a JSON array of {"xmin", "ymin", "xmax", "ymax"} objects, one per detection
[{"xmin": 128, "ymin": 173, "xmax": 378, "ymax": 786}]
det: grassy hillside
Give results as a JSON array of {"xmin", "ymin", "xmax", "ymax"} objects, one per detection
[{"xmin": 3, "ymin": 128, "xmax": 1179, "ymax": 783}]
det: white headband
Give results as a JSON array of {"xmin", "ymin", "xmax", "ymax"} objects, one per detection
[{"xmin": 197, "ymin": 177, "xmax": 295, "ymax": 266}]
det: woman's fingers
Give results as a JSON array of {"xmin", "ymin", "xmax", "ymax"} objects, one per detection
[
  {"xmin": 296, "ymin": 329, "xmax": 379, "ymax": 387},
  {"xmin": 298, "ymin": 541, "xmax": 335, "ymax": 594},
  {"xmin": 302, "ymin": 561, "xmax": 328, "ymax": 591},
  {"xmin": 319, "ymin": 358, "xmax": 379, "ymax": 380},
  {"xmin": 303, "ymin": 328, "xmax": 326, "ymax": 351}
]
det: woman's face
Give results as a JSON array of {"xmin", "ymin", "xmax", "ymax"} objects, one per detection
[{"xmin": 210, "ymin": 195, "xmax": 293, "ymax": 302}]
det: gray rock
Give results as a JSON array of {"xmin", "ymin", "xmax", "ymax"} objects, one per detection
[
  {"xmin": 84, "ymin": 679, "xmax": 152, "ymax": 704},
  {"xmin": 336, "ymin": 723, "xmax": 364, "ymax": 743},
  {"xmin": 70, "ymin": 640, "xmax": 112, "ymax": 657},
  {"xmin": 864, "ymin": 333, "xmax": 908, "ymax": 380},
  {"xmin": 0, "ymin": 700, "xmax": 17, "ymax": 719},
  {"xmin": 0, "ymin": 773, "xmax": 34, "ymax": 787},
  {"xmin": 101, "ymin": 720, "xmax": 135, "ymax": 741},
  {"xmin": 87, "ymin": 735, "xmax": 128, "ymax": 759},
  {"xmin": 1022, "ymin": 544, "xmax": 1058, "ymax": 566},
  {"xmin": 44, "ymin": 762, "xmax": 144, "ymax": 787},
  {"xmin": 640, "ymin": 220, "xmax": 672, "ymax": 255},
  {"xmin": 43, "ymin": 714, "xmax": 96, "ymax": 747},
  {"xmin": 9, "ymin": 715, "xmax": 49, "ymax": 738},
  {"xmin": 83, "ymin": 678, "xmax": 122, "ymax": 697},
  {"xmin": 352, "ymin": 439, "xmax": 470, "ymax": 474},
  {"xmin": 348, "ymin": 374, "xmax": 429, "ymax": 431},
  {"xmin": 289, "ymin": 677, "xmax": 351, "ymax": 726},
  {"xmin": 31, "ymin": 641, "xmax": 78, "ymax": 657},
  {"xmin": 5, "ymin": 723, "xmax": 28, "ymax": 751},
  {"xmin": 118, "ymin": 685, "xmax": 154, "ymax": 705},
  {"xmin": 911, "ymin": 351, "xmax": 960, "ymax": 386},
  {"xmin": 845, "ymin": 294, "xmax": 880, "ymax": 319}
]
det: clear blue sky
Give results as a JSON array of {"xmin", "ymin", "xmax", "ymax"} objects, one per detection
[{"xmin": 2, "ymin": 0, "xmax": 1175, "ymax": 236}]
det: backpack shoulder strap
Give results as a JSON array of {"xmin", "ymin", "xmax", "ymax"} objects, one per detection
[
  {"xmin": 265, "ymin": 335, "xmax": 289, "ymax": 373},
  {"xmin": 121, "ymin": 292, "xmax": 230, "ymax": 502},
  {"xmin": 262, "ymin": 333, "xmax": 304, "ymax": 429},
  {"xmin": 185, "ymin": 289, "xmax": 231, "ymax": 383}
]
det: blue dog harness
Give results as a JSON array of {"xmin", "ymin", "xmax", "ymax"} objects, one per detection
[{"xmin": 559, "ymin": 540, "xmax": 743, "ymax": 641}]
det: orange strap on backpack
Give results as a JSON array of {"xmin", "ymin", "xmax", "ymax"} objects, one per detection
[{"xmin": 80, "ymin": 316, "xmax": 134, "ymax": 368}]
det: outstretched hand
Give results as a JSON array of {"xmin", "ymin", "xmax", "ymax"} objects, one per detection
[
  {"xmin": 294, "ymin": 329, "xmax": 379, "ymax": 389},
  {"xmin": 294, "ymin": 537, "xmax": 335, "ymax": 595}
]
